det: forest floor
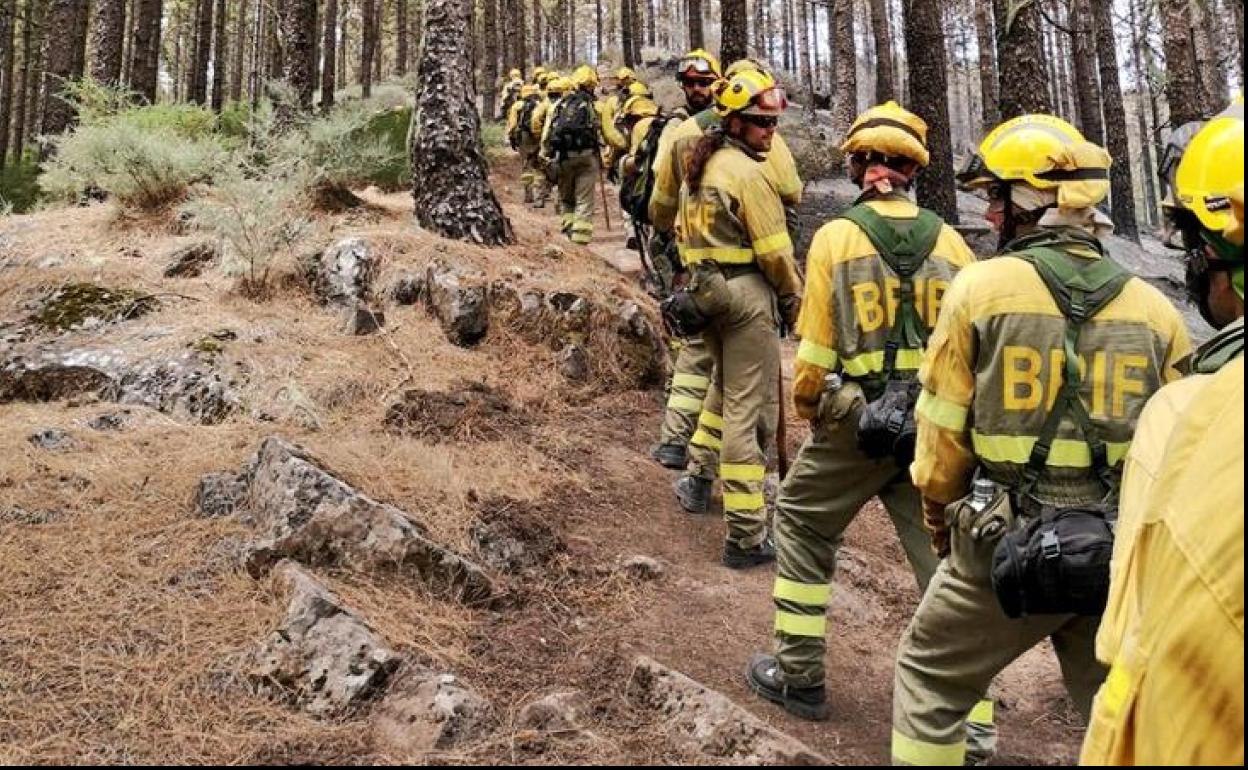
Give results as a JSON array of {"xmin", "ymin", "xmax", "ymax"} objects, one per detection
[{"xmin": 1, "ymin": 146, "xmax": 1187, "ymax": 763}]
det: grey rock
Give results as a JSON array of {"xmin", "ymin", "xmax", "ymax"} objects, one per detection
[
  {"xmin": 27, "ymin": 427, "xmax": 74, "ymax": 451},
  {"xmin": 162, "ymin": 241, "xmax": 219, "ymax": 278},
  {"xmin": 37, "ymin": 255, "xmax": 66, "ymax": 269},
  {"xmin": 557, "ymin": 343, "xmax": 590, "ymax": 381},
  {"xmin": 1, "ymin": 506, "xmax": 64, "ymax": 525},
  {"xmin": 194, "ymin": 472, "xmax": 247, "ymax": 518},
  {"xmin": 391, "ymin": 275, "xmax": 425, "ymax": 305},
  {"xmin": 424, "ymin": 260, "xmax": 489, "ymax": 347},
  {"xmin": 236, "ymin": 437, "xmax": 494, "ymax": 604},
  {"xmin": 628, "ymin": 656, "xmax": 826, "ymax": 765},
  {"xmin": 541, "ymin": 244, "xmax": 565, "ymax": 261},
  {"xmin": 317, "ymin": 237, "xmax": 376, "ymax": 305},
  {"xmin": 548, "ymin": 292, "xmax": 592, "ymax": 332},
  {"xmin": 372, "ymin": 671, "xmax": 493, "ymax": 756},
  {"xmin": 619, "ymin": 555, "xmax": 664, "ymax": 581},
  {"xmin": 88, "ymin": 410, "xmax": 133, "ymax": 431},
  {"xmin": 517, "ymin": 690, "xmax": 588, "ymax": 734},
  {"xmin": 343, "ymin": 303, "xmax": 385, "ymax": 335},
  {"xmin": 113, "ymin": 352, "xmax": 240, "ymax": 424},
  {"xmin": 250, "ymin": 560, "xmax": 400, "ymax": 716}
]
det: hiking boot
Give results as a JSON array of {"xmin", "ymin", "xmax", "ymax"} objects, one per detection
[
  {"xmin": 626, "ymin": 234, "xmax": 640, "ymax": 250},
  {"xmin": 651, "ymin": 442, "xmax": 688, "ymax": 470},
  {"xmin": 523, "ymin": 187, "xmax": 534, "ymax": 204},
  {"xmin": 673, "ymin": 474, "xmax": 712, "ymax": 514},
  {"xmin": 745, "ymin": 653, "xmax": 829, "ymax": 720},
  {"xmin": 722, "ymin": 534, "xmax": 776, "ymax": 569}
]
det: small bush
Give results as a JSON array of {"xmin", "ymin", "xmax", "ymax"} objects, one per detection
[
  {"xmin": 40, "ymin": 115, "xmax": 225, "ymax": 210},
  {"xmin": 275, "ymin": 101, "xmax": 407, "ymax": 198},
  {"xmin": 0, "ymin": 152, "xmax": 42, "ymax": 213}
]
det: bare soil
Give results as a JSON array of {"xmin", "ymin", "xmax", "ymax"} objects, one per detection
[{"xmin": 0, "ymin": 151, "xmax": 1083, "ymax": 764}]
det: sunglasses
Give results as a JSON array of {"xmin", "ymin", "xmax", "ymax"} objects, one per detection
[{"xmin": 741, "ymin": 113, "xmax": 779, "ymax": 129}]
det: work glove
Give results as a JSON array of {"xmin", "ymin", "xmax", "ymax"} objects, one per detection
[
  {"xmin": 778, "ymin": 294, "xmax": 802, "ymax": 337},
  {"xmin": 784, "ymin": 205, "xmax": 803, "ymax": 248},
  {"xmin": 922, "ymin": 497, "xmax": 951, "ymax": 558}
]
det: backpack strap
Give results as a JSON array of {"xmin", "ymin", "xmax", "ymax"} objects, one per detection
[
  {"xmin": 1011, "ymin": 245, "xmax": 1134, "ymax": 499},
  {"xmin": 838, "ymin": 202, "xmax": 944, "ymax": 380}
]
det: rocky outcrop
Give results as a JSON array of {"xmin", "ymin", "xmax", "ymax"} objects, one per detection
[
  {"xmin": 628, "ymin": 656, "xmax": 826, "ymax": 765},
  {"xmin": 315, "ymin": 238, "xmax": 377, "ymax": 306},
  {"xmin": 163, "ymin": 241, "xmax": 219, "ymax": 278},
  {"xmin": 193, "ymin": 472, "xmax": 247, "ymax": 518},
  {"xmin": 226, "ymin": 437, "xmax": 494, "ymax": 604},
  {"xmin": 424, "ymin": 260, "xmax": 489, "ymax": 347},
  {"xmin": 517, "ymin": 690, "xmax": 589, "ymax": 735},
  {"xmin": 372, "ymin": 671, "xmax": 493, "ymax": 757},
  {"xmin": 27, "ymin": 427, "xmax": 74, "ymax": 451},
  {"xmin": 250, "ymin": 561, "xmax": 401, "ymax": 716},
  {"xmin": 342, "ymin": 303, "xmax": 385, "ymax": 335}
]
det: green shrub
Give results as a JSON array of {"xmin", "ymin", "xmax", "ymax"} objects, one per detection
[
  {"xmin": 40, "ymin": 114, "xmax": 225, "ymax": 210},
  {"xmin": 274, "ymin": 101, "xmax": 407, "ymax": 197},
  {"xmin": 0, "ymin": 152, "xmax": 42, "ymax": 213}
]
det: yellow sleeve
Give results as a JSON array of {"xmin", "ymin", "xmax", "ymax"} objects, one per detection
[
  {"xmin": 1162, "ymin": 309, "xmax": 1193, "ymax": 381},
  {"xmin": 768, "ymin": 132, "xmax": 803, "ymax": 206},
  {"xmin": 539, "ymin": 103, "xmax": 557, "ymax": 157},
  {"xmin": 910, "ymin": 268, "xmax": 978, "ymax": 505},
  {"xmin": 598, "ymin": 100, "xmax": 628, "ymax": 151},
  {"xmin": 740, "ymin": 172, "xmax": 802, "ymax": 299},
  {"xmin": 934, "ymin": 224, "xmax": 979, "ymax": 269},
  {"xmin": 648, "ymin": 120, "xmax": 682, "ymax": 231},
  {"xmin": 505, "ymin": 100, "xmax": 522, "ymax": 135},
  {"xmin": 792, "ymin": 224, "xmax": 841, "ymax": 420}
]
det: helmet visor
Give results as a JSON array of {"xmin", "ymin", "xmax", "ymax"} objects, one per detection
[
  {"xmin": 956, "ymin": 153, "xmax": 997, "ymax": 190},
  {"xmin": 750, "ymin": 86, "xmax": 788, "ymax": 114},
  {"xmin": 678, "ymin": 57, "xmax": 717, "ymax": 80}
]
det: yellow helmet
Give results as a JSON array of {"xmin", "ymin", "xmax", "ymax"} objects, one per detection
[
  {"xmin": 1174, "ymin": 99, "xmax": 1245, "ymax": 234},
  {"xmin": 958, "ymin": 114, "xmax": 1111, "ymax": 210},
  {"xmin": 626, "ymin": 81, "xmax": 653, "ymax": 98},
  {"xmin": 615, "ymin": 66, "xmax": 637, "ymax": 83},
  {"xmin": 572, "ymin": 64, "xmax": 600, "ymax": 89},
  {"xmin": 841, "ymin": 101, "xmax": 930, "ymax": 168},
  {"xmin": 714, "ymin": 69, "xmax": 787, "ymax": 117},
  {"xmin": 531, "ymin": 65, "xmax": 548, "ymax": 83},
  {"xmin": 724, "ymin": 58, "xmax": 772, "ymax": 79},
  {"xmin": 546, "ymin": 76, "xmax": 572, "ymax": 96},
  {"xmin": 677, "ymin": 48, "xmax": 723, "ymax": 82},
  {"xmin": 621, "ymin": 94, "xmax": 659, "ymax": 119},
  {"xmin": 509, "ymin": 68, "xmax": 522, "ymax": 80}
]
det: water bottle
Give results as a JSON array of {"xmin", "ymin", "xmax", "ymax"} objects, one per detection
[
  {"xmin": 969, "ymin": 478, "xmax": 996, "ymax": 513},
  {"xmin": 824, "ymin": 372, "xmax": 843, "ymax": 393}
]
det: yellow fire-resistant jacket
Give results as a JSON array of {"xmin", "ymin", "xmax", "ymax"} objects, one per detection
[
  {"xmin": 1080, "ymin": 352, "xmax": 1244, "ymax": 766},
  {"xmin": 649, "ymin": 109, "xmax": 802, "ymax": 233},
  {"xmin": 910, "ymin": 231, "xmax": 1192, "ymax": 507},
  {"xmin": 530, "ymin": 97, "xmax": 553, "ymax": 146},
  {"xmin": 620, "ymin": 115, "xmax": 658, "ymax": 177},
  {"xmin": 599, "ymin": 91, "xmax": 630, "ymax": 152},
  {"xmin": 676, "ymin": 139, "xmax": 801, "ymax": 299},
  {"xmin": 506, "ymin": 96, "xmax": 540, "ymax": 148},
  {"xmin": 539, "ymin": 90, "xmax": 605, "ymax": 160},
  {"xmin": 792, "ymin": 195, "xmax": 977, "ymax": 420}
]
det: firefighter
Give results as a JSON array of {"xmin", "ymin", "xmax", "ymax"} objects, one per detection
[
  {"xmin": 541, "ymin": 65, "xmax": 602, "ymax": 245},
  {"xmin": 1081, "ymin": 99, "xmax": 1244, "ymax": 766},
  {"xmin": 676, "ymin": 68, "xmax": 802, "ymax": 568},
  {"xmin": 742, "ymin": 103, "xmax": 979, "ymax": 730},
  {"xmin": 601, "ymin": 66, "xmax": 640, "ymax": 179},
  {"xmin": 507, "ymin": 83, "xmax": 545, "ymax": 204},
  {"xmin": 890, "ymin": 115, "xmax": 1192, "ymax": 765},
  {"xmin": 530, "ymin": 74, "xmax": 569, "ymax": 209},
  {"xmin": 500, "ymin": 67, "xmax": 524, "ymax": 120}
]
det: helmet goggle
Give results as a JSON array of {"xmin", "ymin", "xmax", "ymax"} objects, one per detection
[
  {"xmin": 678, "ymin": 57, "xmax": 718, "ymax": 82},
  {"xmin": 749, "ymin": 85, "xmax": 787, "ymax": 113}
]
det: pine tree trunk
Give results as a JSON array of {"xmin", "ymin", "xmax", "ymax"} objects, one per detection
[
  {"xmin": 229, "ymin": 0, "xmax": 245, "ymax": 101},
  {"xmin": 646, "ymin": 0, "xmax": 654, "ymax": 47},
  {"xmin": 38, "ymin": 0, "xmax": 77, "ymax": 143},
  {"xmin": 372, "ymin": 0, "xmax": 382, "ymax": 81},
  {"xmin": 868, "ymin": 0, "xmax": 893, "ymax": 102},
  {"xmin": 992, "ymin": 0, "xmax": 1050, "ymax": 117},
  {"xmin": 360, "ymin": 0, "xmax": 374, "ymax": 95},
  {"xmin": 795, "ymin": 0, "xmax": 811, "ymax": 105},
  {"xmin": 1159, "ymin": 0, "xmax": 1201, "ymax": 124},
  {"xmin": 688, "ymin": 0, "xmax": 702, "ymax": 49},
  {"xmin": 622, "ymin": 0, "xmax": 635, "ymax": 65},
  {"xmin": 1090, "ymin": 0, "xmax": 1138, "ymax": 240},
  {"xmin": 1190, "ymin": 0, "xmax": 1222, "ymax": 112},
  {"xmin": 12, "ymin": 0, "xmax": 35, "ymax": 161},
  {"xmin": 1231, "ymin": 0, "xmax": 1245, "ymax": 89},
  {"xmin": 129, "ymin": 0, "xmax": 160, "ymax": 102},
  {"xmin": 1070, "ymin": 0, "xmax": 1103, "ymax": 143},
  {"xmin": 210, "ymin": 0, "xmax": 227, "ymax": 109},
  {"xmin": 482, "ymin": 0, "xmax": 497, "ymax": 117},
  {"xmin": 973, "ymin": 0, "xmax": 998, "ymax": 130},
  {"xmin": 189, "ymin": 0, "xmax": 212, "ymax": 103},
  {"xmin": 90, "ymin": 0, "xmax": 125, "ymax": 84},
  {"xmin": 904, "ymin": 0, "xmax": 956, "ymax": 222},
  {"xmin": 396, "ymin": 0, "xmax": 408, "ymax": 74},
  {"xmin": 0, "ymin": 0, "xmax": 16, "ymax": 168},
  {"xmin": 721, "ymin": 0, "xmax": 747, "ymax": 64},
  {"xmin": 276, "ymin": 0, "xmax": 316, "ymax": 117},
  {"xmin": 809, "ymin": 0, "xmax": 820, "ymax": 91},
  {"xmin": 1127, "ymin": 0, "xmax": 1158, "ymax": 226},
  {"xmin": 69, "ymin": 0, "xmax": 87, "ymax": 77},
  {"xmin": 411, "ymin": 0, "xmax": 511, "ymax": 244},
  {"xmin": 831, "ymin": 0, "xmax": 854, "ymax": 134},
  {"xmin": 320, "ymin": 0, "xmax": 337, "ymax": 108}
]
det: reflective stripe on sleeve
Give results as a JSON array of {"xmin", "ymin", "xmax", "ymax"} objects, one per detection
[
  {"xmin": 773, "ymin": 577, "xmax": 831, "ymax": 607},
  {"xmin": 890, "ymin": 730, "xmax": 967, "ymax": 766},
  {"xmin": 797, "ymin": 338, "xmax": 839, "ymax": 369},
  {"xmin": 971, "ymin": 432, "xmax": 1131, "ymax": 468},
  {"xmin": 773, "ymin": 610, "xmax": 827, "ymax": 637},
  {"xmin": 916, "ymin": 390, "xmax": 969, "ymax": 431},
  {"xmin": 679, "ymin": 245, "xmax": 756, "ymax": 264},
  {"xmin": 841, "ymin": 348, "xmax": 925, "ymax": 377},
  {"xmin": 751, "ymin": 231, "xmax": 793, "ymax": 255}
]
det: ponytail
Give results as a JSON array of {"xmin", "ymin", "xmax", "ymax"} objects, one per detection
[{"xmin": 684, "ymin": 126, "xmax": 728, "ymax": 193}]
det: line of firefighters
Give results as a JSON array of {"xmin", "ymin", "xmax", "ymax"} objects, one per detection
[{"xmin": 498, "ymin": 52, "xmax": 1244, "ymax": 766}]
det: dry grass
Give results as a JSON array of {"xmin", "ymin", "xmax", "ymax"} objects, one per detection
[{"xmin": 0, "ymin": 175, "xmax": 680, "ymax": 763}]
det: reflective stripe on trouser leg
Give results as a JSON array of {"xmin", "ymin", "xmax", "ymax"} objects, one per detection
[
  {"xmin": 659, "ymin": 337, "xmax": 714, "ymax": 447},
  {"xmin": 964, "ymin": 700, "xmax": 998, "ymax": 765},
  {"xmin": 687, "ymin": 376, "xmax": 724, "ymax": 480},
  {"xmin": 772, "ymin": 575, "xmax": 830, "ymax": 657},
  {"xmin": 772, "ymin": 406, "xmax": 908, "ymax": 688},
  {"xmin": 714, "ymin": 274, "xmax": 779, "ymax": 548},
  {"xmin": 893, "ymin": 551, "xmax": 1108, "ymax": 765}
]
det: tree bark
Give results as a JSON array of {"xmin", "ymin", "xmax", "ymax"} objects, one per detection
[
  {"xmin": 831, "ymin": 0, "xmax": 855, "ymax": 134},
  {"xmin": 721, "ymin": 0, "xmax": 747, "ymax": 64},
  {"xmin": 320, "ymin": 0, "xmax": 336, "ymax": 107},
  {"xmin": 991, "ymin": 0, "xmax": 1050, "ymax": 117},
  {"xmin": 622, "ymin": 0, "xmax": 636, "ymax": 65},
  {"xmin": 411, "ymin": 0, "xmax": 511, "ymax": 244},
  {"xmin": 372, "ymin": 0, "xmax": 382, "ymax": 81},
  {"xmin": 0, "ymin": 0, "xmax": 14, "ymax": 168},
  {"xmin": 129, "ymin": 0, "xmax": 160, "ymax": 102},
  {"xmin": 397, "ymin": 0, "xmax": 408, "ymax": 74},
  {"xmin": 972, "ymin": 0, "xmax": 998, "ymax": 130},
  {"xmin": 69, "ymin": 0, "xmax": 87, "ymax": 78},
  {"xmin": 482, "ymin": 0, "xmax": 497, "ymax": 117},
  {"xmin": 904, "ymin": 0, "xmax": 956, "ymax": 222},
  {"xmin": 646, "ymin": 0, "xmax": 654, "ymax": 47},
  {"xmin": 868, "ymin": 0, "xmax": 893, "ymax": 102},
  {"xmin": 12, "ymin": 0, "xmax": 36, "ymax": 162},
  {"xmin": 38, "ymin": 0, "xmax": 79, "ymax": 142},
  {"xmin": 361, "ymin": 0, "xmax": 375, "ymax": 96},
  {"xmin": 1159, "ymin": 0, "xmax": 1201, "ymax": 124},
  {"xmin": 1070, "ymin": 0, "xmax": 1103, "ymax": 144},
  {"xmin": 1190, "ymin": 0, "xmax": 1225, "ymax": 112},
  {"xmin": 276, "ymin": 0, "xmax": 316, "ymax": 116},
  {"xmin": 89, "ymin": 0, "xmax": 125, "ymax": 84},
  {"xmin": 1231, "ymin": 0, "xmax": 1245, "ymax": 89},
  {"xmin": 210, "ymin": 0, "xmax": 227, "ymax": 110},
  {"xmin": 1127, "ymin": 0, "xmax": 1158, "ymax": 226},
  {"xmin": 688, "ymin": 0, "xmax": 702, "ymax": 49},
  {"xmin": 188, "ymin": 0, "xmax": 212, "ymax": 103},
  {"xmin": 1090, "ymin": 0, "xmax": 1138, "ymax": 240}
]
